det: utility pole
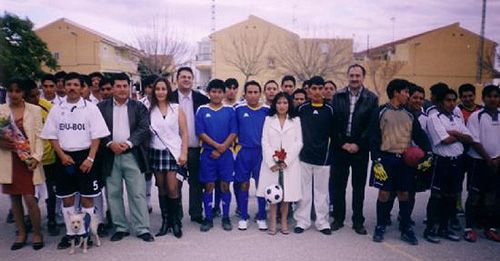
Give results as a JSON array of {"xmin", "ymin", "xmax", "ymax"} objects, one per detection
[
  {"xmin": 477, "ymin": 0, "xmax": 486, "ymax": 83},
  {"xmin": 211, "ymin": 0, "xmax": 216, "ymax": 79}
]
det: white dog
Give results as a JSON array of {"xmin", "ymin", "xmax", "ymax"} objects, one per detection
[{"xmin": 69, "ymin": 212, "xmax": 101, "ymax": 254}]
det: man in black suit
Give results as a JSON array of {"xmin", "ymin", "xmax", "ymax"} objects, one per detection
[
  {"xmin": 97, "ymin": 73, "xmax": 154, "ymax": 242},
  {"xmin": 331, "ymin": 64, "xmax": 378, "ymax": 235},
  {"xmin": 171, "ymin": 67, "xmax": 210, "ymax": 223}
]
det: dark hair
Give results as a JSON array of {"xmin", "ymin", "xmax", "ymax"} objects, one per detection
[
  {"xmin": 5, "ymin": 76, "xmax": 24, "ymax": 92},
  {"xmin": 309, "ymin": 76, "xmax": 325, "ymax": 87},
  {"xmin": 386, "ymin": 79, "xmax": 409, "ymax": 99},
  {"xmin": 281, "ymin": 75, "xmax": 296, "ymax": 86},
  {"xmin": 21, "ymin": 78, "xmax": 38, "ymax": 95},
  {"xmin": 149, "ymin": 77, "xmax": 174, "ymax": 111},
  {"xmin": 64, "ymin": 72, "xmax": 83, "ymax": 86},
  {"xmin": 268, "ymin": 92, "xmax": 296, "ymax": 118},
  {"xmin": 458, "ymin": 83, "xmax": 476, "ymax": 96},
  {"xmin": 348, "ymin": 64, "xmax": 366, "ymax": 76},
  {"xmin": 264, "ymin": 80, "xmax": 278, "ymax": 91},
  {"xmin": 111, "ymin": 73, "xmax": 130, "ymax": 85},
  {"xmin": 430, "ymin": 82, "xmax": 449, "ymax": 96},
  {"xmin": 325, "ymin": 80, "xmax": 337, "ymax": 89},
  {"xmin": 41, "ymin": 73, "xmax": 56, "ymax": 84},
  {"xmin": 409, "ymin": 84, "xmax": 425, "ymax": 97},
  {"xmin": 437, "ymin": 88, "xmax": 457, "ymax": 103},
  {"xmin": 89, "ymin": 72, "xmax": 103, "ymax": 79},
  {"xmin": 143, "ymin": 75, "xmax": 158, "ymax": 88},
  {"xmin": 302, "ymin": 80, "xmax": 310, "ymax": 89},
  {"xmin": 244, "ymin": 80, "xmax": 261, "ymax": 93},
  {"xmin": 482, "ymin": 84, "xmax": 500, "ymax": 98},
  {"xmin": 176, "ymin": 67, "xmax": 193, "ymax": 79},
  {"xmin": 99, "ymin": 77, "xmax": 112, "ymax": 89},
  {"xmin": 225, "ymin": 78, "xmax": 239, "ymax": 89},
  {"xmin": 54, "ymin": 71, "xmax": 67, "ymax": 80},
  {"xmin": 207, "ymin": 79, "xmax": 225, "ymax": 92},
  {"xmin": 80, "ymin": 74, "xmax": 91, "ymax": 87},
  {"xmin": 292, "ymin": 88, "xmax": 307, "ymax": 98}
]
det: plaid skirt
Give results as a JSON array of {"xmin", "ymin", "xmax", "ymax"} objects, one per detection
[{"xmin": 149, "ymin": 148, "xmax": 179, "ymax": 172}]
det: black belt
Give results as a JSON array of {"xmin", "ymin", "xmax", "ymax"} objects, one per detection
[{"xmin": 436, "ymin": 155, "xmax": 462, "ymax": 161}]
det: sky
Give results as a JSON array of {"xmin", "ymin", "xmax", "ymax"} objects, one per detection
[{"xmin": 1, "ymin": 0, "xmax": 499, "ymax": 53}]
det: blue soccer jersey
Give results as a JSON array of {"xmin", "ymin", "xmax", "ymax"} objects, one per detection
[
  {"xmin": 235, "ymin": 104, "xmax": 269, "ymax": 148},
  {"xmin": 195, "ymin": 104, "xmax": 237, "ymax": 150}
]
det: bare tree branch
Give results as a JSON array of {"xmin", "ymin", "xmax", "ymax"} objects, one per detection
[{"xmin": 365, "ymin": 60, "xmax": 406, "ymax": 96}]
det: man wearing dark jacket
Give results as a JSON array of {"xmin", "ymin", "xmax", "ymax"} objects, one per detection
[
  {"xmin": 171, "ymin": 67, "xmax": 210, "ymax": 223},
  {"xmin": 331, "ymin": 64, "xmax": 378, "ymax": 235}
]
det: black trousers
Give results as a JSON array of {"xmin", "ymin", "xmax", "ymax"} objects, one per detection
[
  {"xmin": 331, "ymin": 149, "xmax": 369, "ymax": 226},
  {"xmin": 43, "ymin": 163, "xmax": 58, "ymax": 222},
  {"xmin": 187, "ymin": 148, "xmax": 203, "ymax": 219}
]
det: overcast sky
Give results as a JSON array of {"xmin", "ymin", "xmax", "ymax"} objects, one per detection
[{"xmin": 1, "ymin": 0, "xmax": 499, "ymax": 53}]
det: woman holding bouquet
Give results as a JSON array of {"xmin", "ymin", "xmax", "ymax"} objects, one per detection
[
  {"xmin": 0, "ymin": 77, "xmax": 45, "ymax": 250},
  {"xmin": 257, "ymin": 92, "xmax": 303, "ymax": 235}
]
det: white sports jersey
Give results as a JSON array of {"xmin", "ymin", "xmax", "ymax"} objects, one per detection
[
  {"xmin": 427, "ymin": 111, "xmax": 471, "ymax": 157},
  {"xmin": 41, "ymin": 97, "xmax": 110, "ymax": 152},
  {"xmin": 467, "ymin": 108, "xmax": 500, "ymax": 159},
  {"xmin": 426, "ymin": 105, "xmax": 463, "ymax": 119}
]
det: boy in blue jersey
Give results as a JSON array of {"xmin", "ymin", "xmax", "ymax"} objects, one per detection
[
  {"xmin": 196, "ymin": 79, "xmax": 237, "ymax": 232},
  {"xmin": 234, "ymin": 81, "xmax": 269, "ymax": 230}
]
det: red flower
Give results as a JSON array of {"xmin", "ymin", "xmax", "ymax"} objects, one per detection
[{"xmin": 273, "ymin": 148, "xmax": 287, "ymax": 163}]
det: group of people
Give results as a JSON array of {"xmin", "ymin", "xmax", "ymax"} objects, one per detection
[{"xmin": 0, "ymin": 63, "xmax": 499, "ymax": 252}]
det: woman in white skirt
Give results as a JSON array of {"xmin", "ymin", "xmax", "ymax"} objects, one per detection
[
  {"xmin": 148, "ymin": 78, "xmax": 188, "ymax": 238},
  {"xmin": 257, "ymin": 92, "xmax": 303, "ymax": 235}
]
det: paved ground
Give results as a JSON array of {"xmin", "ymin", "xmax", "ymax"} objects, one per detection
[{"xmin": 1, "ymin": 179, "xmax": 499, "ymax": 261}]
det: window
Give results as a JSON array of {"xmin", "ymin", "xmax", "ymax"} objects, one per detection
[{"xmin": 53, "ymin": 52, "xmax": 59, "ymax": 60}]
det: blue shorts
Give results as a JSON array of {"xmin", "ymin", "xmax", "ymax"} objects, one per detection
[
  {"xmin": 200, "ymin": 149, "xmax": 234, "ymax": 183},
  {"xmin": 234, "ymin": 147, "xmax": 262, "ymax": 183},
  {"xmin": 370, "ymin": 153, "xmax": 414, "ymax": 192},
  {"xmin": 430, "ymin": 155, "xmax": 464, "ymax": 194}
]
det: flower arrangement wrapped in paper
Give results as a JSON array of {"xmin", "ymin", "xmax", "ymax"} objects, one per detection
[
  {"xmin": 273, "ymin": 148, "xmax": 287, "ymax": 187},
  {"xmin": 0, "ymin": 112, "xmax": 32, "ymax": 162}
]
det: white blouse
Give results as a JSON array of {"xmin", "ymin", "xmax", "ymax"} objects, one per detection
[{"xmin": 150, "ymin": 104, "xmax": 182, "ymax": 161}]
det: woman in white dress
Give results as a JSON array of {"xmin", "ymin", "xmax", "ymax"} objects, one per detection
[
  {"xmin": 148, "ymin": 78, "xmax": 188, "ymax": 238},
  {"xmin": 257, "ymin": 92, "xmax": 303, "ymax": 235}
]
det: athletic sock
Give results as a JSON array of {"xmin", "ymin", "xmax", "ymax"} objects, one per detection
[
  {"xmin": 203, "ymin": 191, "xmax": 214, "ymax": 221},
  {"xmin": 221, "ymin": 191, "xmax": 232, "ymax": 219},
  {"xmin": 238, "ymin": 190, "xmax": 249, "ymax": 220},
  {"xmin": 257, "ymin": 197, "xmax": 267, "ymax": 220}
]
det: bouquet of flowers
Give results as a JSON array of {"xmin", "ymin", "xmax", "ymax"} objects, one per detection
[
  {"xmin": 0, "ymin": 112, "xmax": 31, "ymax": 162},
  {"xmin": 273, "ymin": 148, "xmax": 287, "ymax": 187}
]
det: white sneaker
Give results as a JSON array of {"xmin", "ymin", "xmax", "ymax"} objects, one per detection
[
  {"xmin": 257, "ymin": 219, "xmax": 268, "ymax": 231},
  {"xmin": 238, "ymin": 220, "xmax": 248, "ymax": 230}
]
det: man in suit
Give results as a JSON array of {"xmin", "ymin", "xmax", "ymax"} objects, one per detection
[
  {"xmin": 97, "ymin": 73, "xmax": 154, "ymax": 242},
  {"xmin": 171, "ymin": 67, "xmax": 210, "ymax": 223},
  {"xmin": 331, "ymin": 64, "xmax": 378, "ymax": 235}
]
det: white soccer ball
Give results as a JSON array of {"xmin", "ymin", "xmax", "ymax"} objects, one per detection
[{"xmin": 264, "ymin": 184, "xmax": 283, "ymax": 204}]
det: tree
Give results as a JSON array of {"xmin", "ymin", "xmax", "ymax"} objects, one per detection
[
  {"xmin": 222, "ymin": 30, "xmax": 270, "ymax": 83},
  {"xmin": 134, "ymin": 15, "xmax": 192, "ymax": 78},
  {"xmin": 365, "ymin": 59, "xmax": 406, "ymax": 98},
  {"xmin": 274, "ymin": 35, "xmax": 352, "ymax": 83},
  {"xmin": 0, "ymin": 12, "xmax": 58, "ymax": 84}
]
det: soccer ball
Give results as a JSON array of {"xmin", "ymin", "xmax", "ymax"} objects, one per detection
[{"xmin": 264, "ymin": 184, "xmax": 283, "ymax": 204}]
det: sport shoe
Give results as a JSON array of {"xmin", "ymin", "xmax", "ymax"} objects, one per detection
[
  {"xmin": 484, "ymin": 228, "xmax": 500, "ymax": 242},
  {"xmin": 200, "ymin": 219, "xmax": 214, "ymax": 232},
  {"xmin": 373, "ymin": 225, "xmax": 385, "ymax": 243},
  {"xmin": 463, "ymin": 228, "xmax": 477, "ymax": 242},
  {"xmin": 238, "ymin": 220, "xmax": 248, "ymax": 231},
  {"xmin": 423, "ymin": 228, "xmax": 440, "ymax": 244},
  {"xmin": 256, "ymin": 219, "xmax": 268, "ymax": 231},
  {"xmin": 401, "ymin": 227, "xmax": 418, "ymax": 245},
  {"xmin": 438, "ymin": 229, "xmax": 460, "ymax": 241},
  {"xmin": 222, "ymin": 217, "xmax": 232, "ymax": 231}
]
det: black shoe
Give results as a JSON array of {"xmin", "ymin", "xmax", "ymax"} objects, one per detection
[
  {"xmin": 330, "ymin": 221, "xmax": 344, "ymax": 231},
  {"xmin": 10, "ymin": 239, "xmax": 26, "ymax": 251},
  {"xmin": 172, "ymin": 222, "xmax": 183, "ymax": 238},
  {"xmin": 423, "ymin": 228, "xmax": 440, "ymax": 244},
  {"xmin": 222, "ymin": 217, "xmax": 232, "ymax": 231},
  {"xmin": 401, "ymin": 228, "xmax": 418, "ymax": 245},
  {"xmin": 190, "ymin": 216, "xmax": 203, "ymax": 224},
  {"xmin": 156, "ymin": 217, "xmax": 169, "ymax": 237},
  {"xmin": 32, "ymin": 237, "xmax": 44, "ymax": 251},
  {"xmin": 200, "ymin": 219, "xmax": 214, "ymax": 232},
  {"xmin": 450, "ymin": 217, "xmax": 461, "ymax": 231},
  {"xmin": 373, "ymin": 225, "xmax": 386, "ymax": 242},
  {"xmin": 294, "ymin": 227, "xmax": 305, "ymax": 234},
  {"xmin": 137, "ymin": 233, "xmax": 155, "ymax": 242},
  {"xmin": 353, "ymin": 224, "xmax": 367, "ymax": 235},
  {"xmin": 57, "ymin": 235, "xmax": 72, "ymax": 249},
  {"xmin": 47, "ymin": 221, "xmax": 60, "ymax": 237},
  {"xmin": 438, "ymin": 229, "xmax": 460, "ymax": 241},
  {"xmin": 6, "ymin": 209, "xmax": 14, "ymax": 224},
  {"xmin": 87, "ymin": 238, "xmax": 94, "ymax": 248},
  {"xmin": 320, "ymin": 228, "xmax": 332, "ymax": 235},
  {"xmin": 110, "ymin": 231, "xmax": 130, "ymax": 242},
  {"xmin": 97, "ymin": 223, "xmax": 109, "ymax": 237}
]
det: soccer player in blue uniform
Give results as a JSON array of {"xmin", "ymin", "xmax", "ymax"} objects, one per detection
[
  {"xmin": 234, "ymin": 81, "xmax": 269, "ymax": 230},
  {"xmin": 196, "ymin": 79, "xmax": 237, "ymax": 232}
]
